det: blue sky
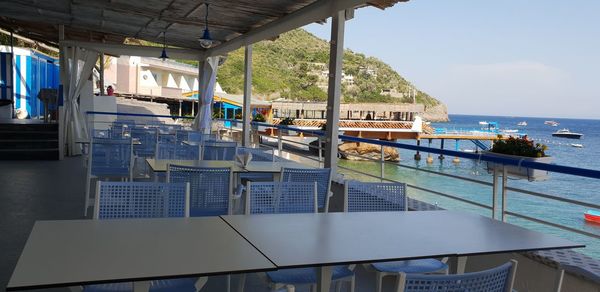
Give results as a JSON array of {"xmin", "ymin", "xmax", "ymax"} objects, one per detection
[{"xmin": 303, "ymin": 0, "xmax": 600, "ymax": 119}]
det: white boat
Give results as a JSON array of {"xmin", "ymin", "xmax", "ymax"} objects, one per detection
[
  {"xmin": 502, "ymin": 129, "xmax": 519, "ymax": 133},
  {"xmin": 571, "ymin": 143, "xmax": 584, "ymax": 148},
  {"xmin": 479, "ymin": 121, "xmax": 489, "ymax": 125},
  {"xmin": 544, "ymin": 120, "xmax": 559, "ymax": 127},
  {"xmin": 552, "ymin": 129, "xmax": 583, "ymax": 139},
  {"xmin": 517, "ymin": 121, "xmax": 527, "ymax": 126}
]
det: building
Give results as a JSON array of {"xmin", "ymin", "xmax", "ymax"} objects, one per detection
[
  {"xmin": 270, "ymin": 100, "xmax": 424, "ymax": 121},
  {"xmin": 104, "ymin": 56, "xmax": 202, "ymax": 99},
  {"xmin": 0, "ymin": 46, "xmax": 60, "ymax": 119}
]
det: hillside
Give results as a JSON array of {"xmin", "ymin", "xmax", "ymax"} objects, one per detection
[{"xmin": 217, "ymin": 29, "xmax": 441, "ymax": 107}]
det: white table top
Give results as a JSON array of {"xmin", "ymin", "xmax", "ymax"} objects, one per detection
[
  {"xmin": 7, "ymin": 217, "xmax": 276, "ymax": 290},
  {"xmin": 221, "ymin": 211, "xmax": 583, "ymax": 268},
  {"xmin": 146, "ymin": 159, "xmax": 309, "ymax": 173}
]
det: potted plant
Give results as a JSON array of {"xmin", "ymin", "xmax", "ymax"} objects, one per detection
[
  {"xmin": 278, "ymin": 117, "xmax": 295, "ymax": 135},
  {"xmin": 485, "ymin": 135, "xmax": 552, "ymax": 181}
]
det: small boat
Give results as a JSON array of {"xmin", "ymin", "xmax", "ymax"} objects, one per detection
[
  {"xmin": 544, "ymin": 120, "xmax": 559, "ymax": 127},
  {"xmin": 584, "ymin": 210, "xmax": 600, "ymax": 223},
  {"xmin": 479, "ymin": 121, "xmax": 489, "ymax": 126},
  {"xmin": 552, "ymin": 129, "xmax": 583, "ymax": 139},
  {"xmin": 502, "ymin": 129, "xmax": 519, "ymax": 133},
  {"xmin": 571, "ymin": 143, "xmax": 584, "ymax": 148},
  {"xmin": 517, "ymin": 121, "xmax": 527, "ymax": 126}
]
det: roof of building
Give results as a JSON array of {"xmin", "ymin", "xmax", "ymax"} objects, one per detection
[{"xmin": 0, "ymin": 0, "xmax": 406, "ymax": 55}]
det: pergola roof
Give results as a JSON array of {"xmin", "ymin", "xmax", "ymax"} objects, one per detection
[{"xmin": 0, "ymin": 0, "xmax": 406, "ymax": 57}]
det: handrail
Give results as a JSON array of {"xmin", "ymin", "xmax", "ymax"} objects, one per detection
[
  {"xmin": 222, "ymin": 118, "xmax": 600, "ymax": 179},
  {"xmin": 338, "ymin": 135, "xmax": 600, "ymax": 179},
  {"xmin": 86, "ymin": 111, "xmax": 195, "ymax": 120}
]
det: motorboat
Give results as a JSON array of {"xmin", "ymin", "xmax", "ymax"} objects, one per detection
[
  {"xmin": 479, "ymin": 121, "xmax": 489, "ymax": 126},
  {"xmin": 571, "ymin": 143, "xmax": 584, "ymax": 148},
  {"xmin": 544, "ymin": 120, "xmax": 559, "ymax": 127},
  {"xmin": 552, "ymin": 129, "xmax": 583, "ymax": 139},
  {"xmin": 584, "ymin": 210, "xmax": 600, "ymax": 224},
  {"xmin": 517, "ymin": 121, "xmax": 527, "ymax": 126}
]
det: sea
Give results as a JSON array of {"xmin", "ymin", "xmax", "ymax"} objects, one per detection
[{"xmin": 337, "ymin": 114, "xmax": 600, "ymax": 259}]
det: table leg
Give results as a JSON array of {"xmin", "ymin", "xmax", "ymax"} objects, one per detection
[
  {"xmin": 316, "ymin": 266, "xmax": 332, "ymax": 292},
  {"xmin": 449, "ymin": 256, "xmax": 468, "ymax": 274},
  {"xmin": 133, "ymin": 281, "xmax": 150, "ymax": 292}
]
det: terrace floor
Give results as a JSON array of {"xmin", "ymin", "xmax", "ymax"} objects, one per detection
[
  {"xmin": 1, "ymin": 155, "xmax": 597, "ymax": 292},
  {"xmin": 0, "ymin": 156, "xmax": 404, "ymax": 292}
]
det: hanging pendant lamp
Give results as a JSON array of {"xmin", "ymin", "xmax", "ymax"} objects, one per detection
[
  {"xmin": 198, "ymin": 3, "xmax": 215, "ymax": 48},
  {"xmin": 160, "ymin": 32, "xmax": 169, "ymax": 60}
]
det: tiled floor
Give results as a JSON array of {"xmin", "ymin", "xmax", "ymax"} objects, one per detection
[
  {"xmin": 0, "ymin": 156, "xmax": 86, "ymax": 291},
  {"xmin": 0, "ymin": 156, "xmax": 401, "ymax": 292}
]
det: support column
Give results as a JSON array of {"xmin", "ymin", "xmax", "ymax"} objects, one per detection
[
  {"xmin": 99, "ymin": 53, "xmax": 105, "ymax": 95},
  {"xmin": 324, "ymin": 10, "xmax": 346, "ymax": 173},
  {"xmin": 242, "ymin": 45, "xmax": 252, "ymax": 147},
  {"xmin": 57, "ymin": 25, "xmax": 66, "ymax": 160}
]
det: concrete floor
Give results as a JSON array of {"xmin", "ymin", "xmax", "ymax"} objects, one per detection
[
  {"xmin": 0, "ymin": 157, "xmax": 86, "ymax": 291},
  {"xmin": 0, "ymin": 156, "xmax": 399, "ymax": 292}
]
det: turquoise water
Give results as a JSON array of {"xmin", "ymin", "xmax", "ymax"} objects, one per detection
[{"xmin": 338, "ymin": 114, "xmax": 600, "ymax": 259}]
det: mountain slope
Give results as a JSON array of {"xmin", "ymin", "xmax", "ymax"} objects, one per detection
[{"xmin": 217, "ymin": 28, "xmax": 441, "ymax": 107}]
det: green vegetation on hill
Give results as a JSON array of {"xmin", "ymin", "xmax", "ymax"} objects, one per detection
[{"xmin": 217, "ymin": 29, "xmax": 440, "ymax": 106}]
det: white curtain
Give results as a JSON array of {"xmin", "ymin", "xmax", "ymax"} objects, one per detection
[
  {"xmin": 61, "ymin": 46, "xmax": 98, "ymax": 155},
  {"xmin": 193, "ymin": 56, "xmax": 220, "ymax": 134}
]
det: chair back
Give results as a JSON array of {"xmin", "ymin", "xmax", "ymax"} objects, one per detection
[
  {"xmin": 94, "ymin": 181, "xmax": 190, "ymax": 219},
  {"xmin": 344, "ymin": 181, "xmax": 407, "ymax": 212},
  {"xmin": 167, "ymin": 165, "xmax": 232, "ymax": 216},
  {"xmin": 156, "ymin": 142, "xmax": 200, "ymax": 160},
  {"xmin": 202, "ymin": 141, "xmax": 237, "ymax": 160},
  {"xmin": 188, "ymin": 132, "xmax": 217, "ymax": 143},
  {"xmin": 90, "ymin": 137, "xmax": 133, "ymax": 178},
  {"xmin": 246, "ymin": 182, "xmax": 318, "ymax": 215},
  {"xmin": 398, "ymin": 260, "xmax": 518, "ymax": 292},
  {"xmin": 158, "ymin": 133, "xmax": 177, "ymax": 143},
  {"xmin": 130, "ymin": 127, "xmax": 157, "ymax": 157},
  {"xmin": 280, "ymin": 168, "xmax": 332, "ymax": 211},
  {"xmin": 236, "ymin": 147, "xmax": 275, "ymax": 162}
]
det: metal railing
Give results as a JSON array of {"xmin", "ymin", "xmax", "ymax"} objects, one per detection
[
  {"xmin": 83, "ymin": 114, "xmax": 600, "ymax": 252},
  {"xmin": 224, "ymin": 119, "xmax": 600, "ymax": 247}
]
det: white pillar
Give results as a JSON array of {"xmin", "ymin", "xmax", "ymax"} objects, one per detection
[
  {"xmin": 242, "ymin": 45, "xmax": 252, "ymax": 147},
  {"xmin": 324, "ymin": 11, "xmax": 345, "ymax": 173}
]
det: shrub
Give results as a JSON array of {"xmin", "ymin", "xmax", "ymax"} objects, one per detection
[
  {"xmin": 491, "ymin": 135, "xmax": 548, "ymax": 158},
  {"xmin": 279, "ymin": 117, "xmax": 295, "ymax": 126},
  {"xmin": 253, "ymin": 113, "xmax": 266, "ymax": 122}
]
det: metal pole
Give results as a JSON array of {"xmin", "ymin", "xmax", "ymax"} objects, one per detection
[
  {"xmin": 318, "ymin": 136, "xmax": 323, "ymax": 167},
  {"xmin": 501, "ymin": 166, "xmax": 508, "ymax": 222},
  {"xmin": 380, "ymin": 144, "xmax": 385, "ymax": 181},
  {"xmin": 277, "ymin": 129, "xmax": 283, "ymax": 157},
  {"xmin": 323, "ymin": 10, "xmax": 346, "ymax": 174},
  {"xmin": 242, "ymin": 45, "xmax": 252, "ymax": 147},
  {"xmin": 492, "ymin": 168, "xmax": 499, "ymax": 219}
]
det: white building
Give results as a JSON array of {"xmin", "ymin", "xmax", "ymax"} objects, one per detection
[{"xmin": 103, "ymin": 56, "xmax": 210, "ymax": 98}]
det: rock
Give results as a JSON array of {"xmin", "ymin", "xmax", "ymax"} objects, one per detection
[
  {"xmin": 338, "ymin": 142, "xmax": 400, "ymax": 162},
  {"xmin": 422, "ymin": 104, "xmax": 449, "ymax": 122}
]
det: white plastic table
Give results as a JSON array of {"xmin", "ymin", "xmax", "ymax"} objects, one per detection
[
  {"xmin": 6, "ymin": 217, "xmax": 276, "ymax": 291},
  {"xmin": 221, "ymin": 211, "xmax": 584, "ymax": 292}
]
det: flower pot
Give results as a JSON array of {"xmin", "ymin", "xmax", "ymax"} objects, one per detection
[{"xmin": 484, "ymin": 151, "xmax": 553, "ymax": 181}]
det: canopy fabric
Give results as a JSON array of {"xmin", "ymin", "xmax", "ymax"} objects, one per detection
[
  {"xmin": 193, "ymin": 56, "xmax": 220, "ymax": 134},
  {"xmin": 62, "ymin": 46, "xmax": 97, "ymax": 155}
]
